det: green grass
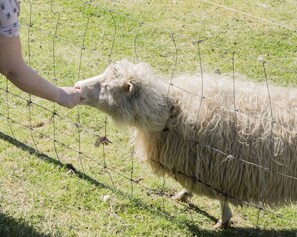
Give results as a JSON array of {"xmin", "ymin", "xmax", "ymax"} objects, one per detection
[{"xmin": 0, "ymin": 0, "xmax": 297, "ymax": 236}]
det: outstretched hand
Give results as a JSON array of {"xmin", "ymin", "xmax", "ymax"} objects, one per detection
[{"xmin": 57, "ymin": 87, "xmax": 81, "ymax": 108}]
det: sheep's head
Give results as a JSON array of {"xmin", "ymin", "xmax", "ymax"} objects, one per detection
[{"xmin": 75, "ymin": 59, "xmax": 171, "ymax": 132}]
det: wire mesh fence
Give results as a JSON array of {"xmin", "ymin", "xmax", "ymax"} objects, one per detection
[{"xmin": 0, "ymin": 0, "xmax": 296, "ymax": 235}]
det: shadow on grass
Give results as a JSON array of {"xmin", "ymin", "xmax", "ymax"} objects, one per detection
[
  {"xmin": 221, "ymin": 228, "xmax": 297, "ymax": 237},
  {"xmin": 0, "ymin": 213, "xmax": 50, "ymax": 237},
  {"xmin": 0, "ymin": 131, "xmax": 296, "ymax": 237},
  {"xmin": 186, "ymin": 224, "xmax": 297, "ymax": 237}
]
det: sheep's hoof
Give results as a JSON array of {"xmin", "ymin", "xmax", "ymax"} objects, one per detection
[
  {"xmin": 214, "ymin": 220, "xmax": 231, "ymax": 229},
  {"xmin": 172, "ymin": 189, "xmax": 192, "ymax": 202}
]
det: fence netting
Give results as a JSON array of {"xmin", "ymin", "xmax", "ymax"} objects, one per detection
[{"xmin": 0, "ymin": 0, "xmax": 296, "ymax": 235}]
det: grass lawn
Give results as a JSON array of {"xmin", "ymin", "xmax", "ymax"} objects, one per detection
[{"xmin": 0, "ymin": 0, "xmax": 296, "ymax": 236}]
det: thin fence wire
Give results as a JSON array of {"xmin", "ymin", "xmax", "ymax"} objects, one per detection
[
  {"xmin": 0, "ymin": 0, "xmax": 296, "ymax": 234},
  {"xmin": 202, "ymin": 0, "xmax": 297, "ymax": 33}
]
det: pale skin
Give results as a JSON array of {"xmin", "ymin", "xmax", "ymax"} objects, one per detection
[{"xmin": 0, "ymin": 35, "xmax": 80, "ymax": 108}]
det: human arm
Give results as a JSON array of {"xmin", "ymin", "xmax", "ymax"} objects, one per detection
[{"xmin": 0, "ymin": 35, "xmax": 80, "ymax": 108}]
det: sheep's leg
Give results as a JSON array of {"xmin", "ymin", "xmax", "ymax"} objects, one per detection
[
  {"xmin": 214, "ymin": 200, "xmax": 232, "ymax": 229},
  {"xmin": 172, "ymin": 189, "xmax": 192, "ymax": 202}
]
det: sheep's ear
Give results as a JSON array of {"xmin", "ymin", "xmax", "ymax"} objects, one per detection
[{"xmin": 123, "ymin": 81, "xmax": 135, "ymax": 93}]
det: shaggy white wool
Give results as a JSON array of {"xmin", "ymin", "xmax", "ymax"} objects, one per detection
[
  {"xmin": 77, "ymin": 59, "xmax": 297, "ymax": 208},
  {"xmin": 116, "ymin": 61, "xmax": 297, "ymax": 207}
]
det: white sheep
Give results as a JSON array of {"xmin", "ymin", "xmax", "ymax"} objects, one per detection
[{"xmin": 75, "ymin": 59, "xmax": 297, "ymax": 228}]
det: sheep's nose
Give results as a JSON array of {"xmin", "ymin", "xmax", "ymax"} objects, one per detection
[
  {"xmin": 73, "ymin": 82, "xmax": 85, "ymax": 103},
  {"xmin": 74, "ymin": 82, "xmax": 81, "ymax": 90},
  {"xmin": 75, "ymin": 86, "xmax": 81, "ymax": 93}
]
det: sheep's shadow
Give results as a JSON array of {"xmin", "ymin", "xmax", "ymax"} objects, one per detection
[
  {"xmin": 185, "ymin": 203, "xmax": 297, "ymax": 237},
  {"xmin": 221, "ymin": 228, "xmax": 297, "ymax": 237},
  {"xmin": 0, "ymin": 131, "xmax": 296, "ymax": 237},
  {"xmin": 186, "ymin": 223, "xmax": 297, "ymax": 237},
  {"xmin": 0, "ymin": 212, "xmax": 50, "ymax": 237}
]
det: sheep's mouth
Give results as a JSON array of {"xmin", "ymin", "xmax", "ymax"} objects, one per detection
[
  {"xmin": 74, "ymin": 85, "xmax": 85, "ymax": 104},
  {"xmin": 79, "ymin": 96, "xmax": 86, "ymax": 104}
]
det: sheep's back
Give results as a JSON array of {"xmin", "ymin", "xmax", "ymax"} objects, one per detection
[{"xmin": 142, "ymin": 75, "xmax": 297, "ymax": 206}]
